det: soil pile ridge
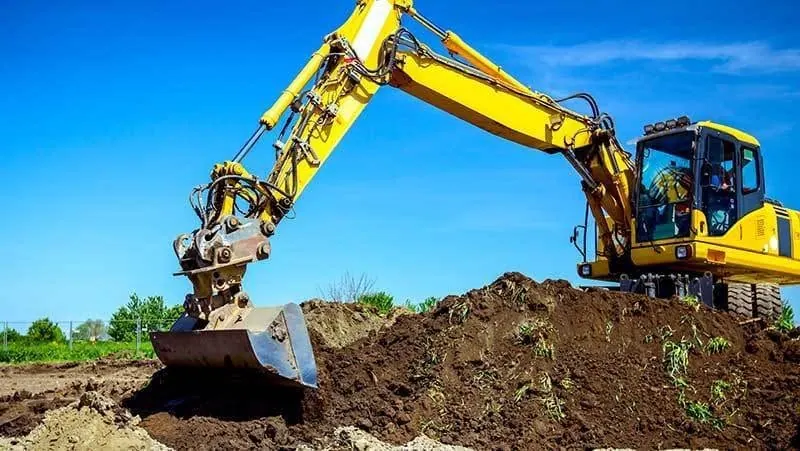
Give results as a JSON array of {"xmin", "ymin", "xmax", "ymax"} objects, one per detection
[{"xmin": 124, "ymin": 272, "xmax": 800, "ymax": 450}]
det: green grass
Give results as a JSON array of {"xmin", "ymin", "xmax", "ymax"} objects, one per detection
[
  {"xmin": 680, "ymin": 295, "xmax": 701, "ymax": 311},
  {"xmin": 662, "ymin": 339, "xmax": 692, "ymax": 382},
  {"xmin": 514, "ymin": 319, "xmax": 555, "ymax": 359},
  {"xmin": 357, "ymin": 292, "xmax": 395, "ymax": 315},
  {"xmin": 0, "ymin": 341, "xmax": 155, "ymax": 364},
  {"xmin": 684, "ymin": 400, "xmax": 713, "ymax": 422},
  {"xmin": 711, "ymin": 379, "xmax": 731, "ymax": 404},
  {"xmin": 533, "ymin": 339, "xmax": 555, "ymax": 360},
  {"xmin": 775, "ymin": 301, "xmax": 795, "ymax": 333},
  {"xmin": 704, "ymin": 337, "xmax": 731, "ymax": 354},
  {"xmin": 513, "ymin": 382, "xmax": 531, "ymax": 403},
  {"xmin": 405, "ymin": 296, "xmax": 439, "ymax": 314},
  {"xmin": 515, "ymin": 322, "xmax": 537, "ymax": 345},
  {"xmin": 539, "ymin": 373, "xmax": 566, "ymax": 421}
]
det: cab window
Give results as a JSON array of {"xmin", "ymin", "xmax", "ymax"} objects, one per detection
[
  {"xmin": 703, "ymin": 136, "xmax": 738, "ymax": 236},
  {"xmin": 635, "ymin": 132, "xmax": 694, "ymax": 242},
  {"xmin": 741, "ymin": 147, "xmax": 760, "ymax": 193}
]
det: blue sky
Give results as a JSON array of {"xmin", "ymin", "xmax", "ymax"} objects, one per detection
[{"xmin": 1, "ymin": 0, "xmax": 799, "ymax": 324}]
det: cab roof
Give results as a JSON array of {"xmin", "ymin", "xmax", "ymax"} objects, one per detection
[{"xmin": 697, "ymin": 121, "xmax": 760, "ymax": 147}]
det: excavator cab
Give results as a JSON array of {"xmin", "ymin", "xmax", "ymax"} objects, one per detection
[
  {"xmin": 579, "ymin": 117, "xmax": 799, "ymax": 317},
  {"xmin": 634, "ymin": 118, "xmax": 766, "ymax": 245}
]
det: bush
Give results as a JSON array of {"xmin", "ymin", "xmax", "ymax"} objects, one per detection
[
  {"xmin": 404, "ymin": 296, "xmax": 439, "ymax": 313},
  {"xmin": 108, "ymin": 294, "xmax": 183, "ymax": 342},
  {"xmin": 775, "ymin": 301, "xmax": 795, "ymax": 333},
  {"xmin": 419, "ymin": 297, "xmax": 439, "ymax": 313},
  {"xmin": 2, "ymin": 327, "xmax": 23, "ymax": 343},
  {"xmin": 323, "ymin": 272, "xmax": 376, "ymax": 302},
  {"xmin": 680, "ymin": 295, "xmax": 700, "ymax": 311},
  {"xmin": 705, "ymin": 336, "xmax": 731, "ymax": 354},
  {"xmin": 358, "ymin": 292, "xmax": 394, "ymax": 315},
  {"xmin": 27, "ymin": 318, "xmax": 66, "ymax": 343}
]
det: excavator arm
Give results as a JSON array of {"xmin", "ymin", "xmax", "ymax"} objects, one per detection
[
  {"xmin": 153, "ymin": 0, "xmax": 636, "ymax": 387},
  {"xmin": 213, "ymin": 0, "xmax": 635, "ymax": 239}
]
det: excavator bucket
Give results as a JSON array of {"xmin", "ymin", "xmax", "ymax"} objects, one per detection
[{"xmin": 150, "ymin": 303, "xmax": 317, "ymax": 388}]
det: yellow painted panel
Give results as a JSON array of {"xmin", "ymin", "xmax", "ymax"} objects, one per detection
[
  {"xmin": 794, "ymin": 210, "xmax": 800, "ymax": 259},
  {"xmin": 392, "ymin": 51, "xmax": 594, "ymax": 152},
  {"xmin": 697, "ymin": 121, "xmax": 759, "ymax": 147}
]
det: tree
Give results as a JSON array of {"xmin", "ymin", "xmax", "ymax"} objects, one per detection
[
  {"xmin": 108, "ymin": 294, "xmax": 183, "ymax": 342},
  {"xmin": 2, "ymin": 327, "xmax": 23, "ymax": 343},
  {"xmin": 27, "ymin": 318, "xmax": 66, "ymax": 343},
  {"xmin": 73, "ymin": 319, "xmax": 107, "ymax": 342}
]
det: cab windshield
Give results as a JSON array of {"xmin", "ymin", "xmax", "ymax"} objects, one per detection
[{"xmin": 636, "ymin": 132, "xmax": 695, "ymax": 242}]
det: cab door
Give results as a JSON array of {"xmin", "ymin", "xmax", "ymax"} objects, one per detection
[
  {"xmin": 737, "ymin": 144, "xmax": 764, "ymax": 217},
  {"xmin": 739, "ymin": 145, "xmax": 793, "ymax": 258},
  {"xmin": 701, "ymin": 133, "xmax": 738, "ymax": 236}
]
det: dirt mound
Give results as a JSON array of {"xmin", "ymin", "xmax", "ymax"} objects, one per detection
[
  {"xmin": 0, "ymin": 360, "xmax": 157, "ymax": 438},
  {"xmin": 121, "ymin": 273, "xmax": 799, "ymax": 450},
  {"xmin": 1, "ymin": 391, "xmax": 167, "ymax": 451},
  {"xmin": 303, "ymin": 299, "xmax": 408, "ymax": 349}
]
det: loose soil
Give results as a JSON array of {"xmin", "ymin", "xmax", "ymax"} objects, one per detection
[
  {"xmin": 2, "ymin": 273, "xmax": 798, "ymax": 450},
  {"xmin": 302, "ymin": 299, "xmax": 408, "ymax": 349},
  {"xmin": 0, "ymin": 360, "xmax": 157, "ymax": 438},
  {"xmin": 0, "ymin": 391, "xmax": 168, "ymax": 451}
]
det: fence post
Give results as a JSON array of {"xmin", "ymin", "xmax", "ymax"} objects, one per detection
[
  {"xmin": 136, "ymin": 317, "xmax": 141, "ymax": 356},
  {"xmin": 68, "ymin": 321, "xmax": 73, "ymax": 350}
]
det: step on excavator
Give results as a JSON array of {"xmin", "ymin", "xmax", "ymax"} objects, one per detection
[{"xmin": 151, "ymin": 0, "xmax": 800, "ymax": 388}]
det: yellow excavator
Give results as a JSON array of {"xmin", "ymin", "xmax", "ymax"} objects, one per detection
[{"xmin": 151, "ymin": 0, "xmax": 800, "ymax": 388}]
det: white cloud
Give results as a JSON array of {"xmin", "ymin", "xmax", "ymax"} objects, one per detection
[
  {"xmin": 500, "ymin": 41, "xmax": 800, "ymax": 74},
  {"xmin": 713, "ymin": 83, "xmax": 800, "ymax": 99}
]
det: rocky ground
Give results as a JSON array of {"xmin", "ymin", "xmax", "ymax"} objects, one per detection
[{"xmin": 1, "ymin": 273, "xmax": 798, "ymax": 450}]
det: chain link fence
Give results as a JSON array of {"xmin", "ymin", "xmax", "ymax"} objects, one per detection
[{"xmin": 0, "ymin": 318, "xmax": 179, "ymax": 354}]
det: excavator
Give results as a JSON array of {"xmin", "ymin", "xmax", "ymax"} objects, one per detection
[{"xmin": 151, "ymin": 0, "xmax": 800, "ymax": 388}]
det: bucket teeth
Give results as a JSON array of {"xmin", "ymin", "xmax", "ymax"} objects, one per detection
[{"xmin": 151, "ymin": 303, "xmax": 317, "ymax": 389}]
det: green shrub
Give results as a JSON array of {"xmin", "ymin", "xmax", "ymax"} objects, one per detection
[
  {"xmin": 515, "ymin": 322, "xmax": 536, "ymax": 345},
  {"xmin": 680, "ymin": 295, "xmax": 700, "ymax": 311},
  {"xmin": 358, "ymin": 292, "xmax": 394, "ymax": 315},
  {"xmin": 404, "ymin": 296, "xmax": 439, "ymax": 314},
  {"xmin": 775, "ymin": 301, "xmax": 795, "ymax": 333},
  {"xmin": 2, "ymin": 328, "xmax": 23, "ymax": 343},
  {"xmin": 663, "ymin": 339, "xmax": 692, "ymax": 382},
  {"xmin": 684, "ymin": 400, "xmax": 713, "ymax": 423},
  {"xmin": 416, "ymin": 297, "xmax": 438, "ymax": 313},
  {"xmin": 711, "ymin": 380, "xmax": 731, "ymax": 404},
  {"xmin": 705, "ymin": 337, "xmax": 731, "ymax": 354},
  {"xmin": 27, "ymin": 318, "xmax": 66, "ymax": 343}
]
